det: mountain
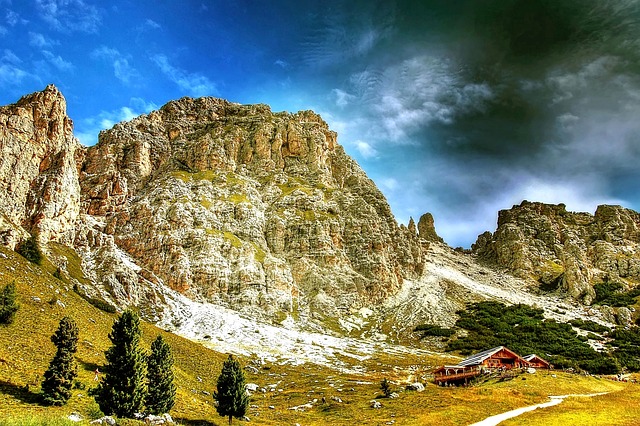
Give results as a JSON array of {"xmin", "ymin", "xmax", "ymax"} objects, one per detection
[
  {"xmin": 1, "ymin": 85, "xmax": 639, "ymax": 338},
  {"xmin": 0, "ymin": 85, "xmax": 434, "ymax": 329}
]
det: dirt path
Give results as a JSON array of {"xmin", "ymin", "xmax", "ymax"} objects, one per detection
[{"xmin": 469, "ymin": 393, "xmax": 608, "ymax": 426}]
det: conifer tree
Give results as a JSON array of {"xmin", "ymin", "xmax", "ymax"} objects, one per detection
[
  {"xmin": 214, "ymin": 354, "xmax": 249, "ymax": 425},
  {"xmin": 0, "ymin": 281, "xmax": 19, "ymax": 325},
  {"xmin": 42, "ymin": 316, "xmax": 79, "ymax": 405},
  {"xmin": 146, "ymin": 335, "xmax": 176, "ymax": 415},
  {"xmin": 96, "ymin": 309, "xmax": 147, "ymax": 418},
  {"xmin": 380, "ymin": 377, "xmax": 392, "ymax": 397}
]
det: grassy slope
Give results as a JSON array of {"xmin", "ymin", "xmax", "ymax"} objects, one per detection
[{"xmin": 0, "ymin": 245, "xmax": 638, "ymax": 425}]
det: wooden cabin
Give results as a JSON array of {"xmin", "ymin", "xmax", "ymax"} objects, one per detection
[
  {"xmin": 457, "ymin": 346, "xmax": 529, "ymax": 370},
  {"xmin": 523, "ymin": 354, "xmax": 552, "ymax": 369},
  {"xmin": 433, "ymin": 346, "xmax": 529, "ymax": 385}
]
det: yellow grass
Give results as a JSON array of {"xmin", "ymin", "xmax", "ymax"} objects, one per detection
[{"xmin": 1, "ymin": 244, "xmax": 637, "ymax": 425}]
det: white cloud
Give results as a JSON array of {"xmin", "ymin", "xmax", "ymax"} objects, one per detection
[
  {"xmin": 556, "ymin": 113, "xmax": 579, "ymax": 131},
  {"xmin": 28, "ymin": 32, "xmax": 58, "ymax": 48},
  {"xmin": 380, "ymin": 177, "xmax": 398, "ymax": 191},
  {"xmin": 6, "ymin": 9, "xmax": 19, "ymax": 26},
  {"xmin": 144, "ymin": 18, "xmax": 160, "ymax": 29},
  {"xmin": 331, "ymin": 88, "xmax": 355, "ymax": 108},
  {"xmin": 42, "ymin": 50, "xmax": 73, "ymax": 71},
  {"xmin": 274, "ymin": 59, "xmax": 288, "ymax": 69},
  {"xmin": 152, "ymin": 54, "xmax": 218, "ymax": 97},
  {"xmin": 91, "ymin": 46, "xmax": 139, "ymax": 85},
  {"xmin": 75, "ymin": 98, "xmax": 158, "ymax": 146},
  {"xmin": 345, "ymin": 56, "xmax": 494, "ymax": 141},
  {"xmin": 353, "ymin": 139, "xmax": 378, "ymax": 159},
  {"xmin": 35, "ymin": 0, "xmax": 101, "ymax": 33},
  {"xmin": 2, "ymin": 49, "xmax": 20, "ymax": 64}
]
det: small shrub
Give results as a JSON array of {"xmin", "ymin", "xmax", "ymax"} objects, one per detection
[
  {"xmin": 413, "ymin": 324, "xmax": 455, "ymax": 338},
  {"xmin": 593, "ymin": 282, "xmax": 640, "ymax": 307},
  {"xmin": 71, "ymin": 285, "xmax": 116, "ymax": 313},
  {"xmin": 16, "ymin": 234, "xmax": 42, "ymax": 264},
  {"xmin": 53, "ymin": 267, "xmax": 63, "ymax": 280},
  {"xmin": 568, "ymin": 319, "xmax": 610, "ymax": 333},
  {"xmin": 0, "ymin": 281, "xmax": 19, "ymax": 325},
  {"xmin": 87, "ymin": 298, "xmax": 117, "ymax": 313}
]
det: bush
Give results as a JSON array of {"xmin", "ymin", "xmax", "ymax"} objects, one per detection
[
  {"xmin": 413, "ymin": 324, "xmax": 455, "ymax": 338},
  {"xmin": 0, "ymin": 282, "xmax": 19, "ymax": 325},
  {"xmin": 447, "ymin": 301, "xmax": 617, "ymax": 374},
  {"xmin": 593, "ymin": 282, "xmax": 640, "ymax": 307},
  {"xmin": 568, "ymin": 319, "xmax": 610, "ymax": 333},
  {"xmin": 71, "ymin": 285, "xmax": 116, "ymax": 313},
  {"xmin": 16, "ymin": 235, "xmax": 42, "ymax": 264}
]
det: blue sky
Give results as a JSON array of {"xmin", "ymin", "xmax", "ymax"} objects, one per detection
[{"xmin": 2, "ymin": 1, "xmax": 640, "ymax": 247}]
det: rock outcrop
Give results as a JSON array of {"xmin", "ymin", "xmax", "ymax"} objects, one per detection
[
  {"xmin": 473, "ymin": 201, "xmax": 640, "ymax": 303},
  {"xmin": 0, "ymin": 84, "xmax": 81, "ymax": 248}
]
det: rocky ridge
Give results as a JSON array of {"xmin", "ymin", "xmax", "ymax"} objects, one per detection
[
  {"xmin": 473, "ymin": 201, "xmax": 640, "ymax": 305},
  {"xmin": 2, "ymin": 86, "xmax": 639, "ymax": 339}
]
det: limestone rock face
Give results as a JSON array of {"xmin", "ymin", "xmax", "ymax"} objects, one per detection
[
  {"xmin": 75, "ymin": 96, "xmax": 424, "ymax": 319},
  {"xmin": 417, "ymin": 213, "xmax": 443, "ymax": 243},
  {"xmin": 472, "ymin": 201, "xmax": 640, "ymax": 302},
  {"xmin": 0, "ymin": 85, "xmax": 81, "ymax": 248}
]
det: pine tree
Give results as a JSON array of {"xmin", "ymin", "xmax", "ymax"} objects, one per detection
[
  {"xmin": 146, "ymin": 335, "xmax": 176, "ymax": 415},
  {"xmin": 96, "ymin": 309, "xmax": 147, "ymax": 418},
  {"xmin": 214, "ymin": 354, "xmax": 249, "ymax": 425},
  {"xmin": 0, "ymin": 281, "xmax": 19, "ymax": 325},
  {"xmin": 41, "ymin": 316, "xmax": 79, "ymax": 405},
  {"xmin": 380, "ymin": 377, "xmax": 392, "ymax": 398}
]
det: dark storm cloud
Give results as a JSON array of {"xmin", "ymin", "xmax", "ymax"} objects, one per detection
[{"xmin": 296, "ymin": 0, "xmax": 640, "ymax": 246}]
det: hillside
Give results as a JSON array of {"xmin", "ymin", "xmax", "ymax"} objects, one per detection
[{"xmin": 2, "ymin": 245, "xmax": 639, "ymax": 425}]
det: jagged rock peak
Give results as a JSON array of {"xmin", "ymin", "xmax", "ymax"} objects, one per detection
[
  {"xmin": 417, "ymin": 212, "xmax": 444, "ymax": 243},
  {"xmin": 0, "ymin": 84, "xmax": 81, "ymax": 247},
  {"xmin": 473, "ymin": 200, "xmax": 640, "ymax": 304}
]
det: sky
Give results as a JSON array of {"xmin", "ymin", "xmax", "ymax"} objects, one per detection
[{"xmin": 2, "ymin": 0, "xmax": 640, "ymax": 247}]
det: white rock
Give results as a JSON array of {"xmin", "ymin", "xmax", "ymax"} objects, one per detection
[
  {"xmin": 68, "ymin": 412, "xmax": 83, "ymax": 422},
  {"xmin": 406, "ymin": 382, "xmax": 425, "ymax": 392}
]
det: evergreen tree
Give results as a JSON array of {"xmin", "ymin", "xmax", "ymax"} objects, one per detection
[
  {"xmin": 42, "ymin": 316, "xmax": 79, "ymax": 405},
  {"xmin": 380, "ymin": 378, "xmax": 392, "ymax": 398},
  {"xmin": 146, "ymin": 335, "xmax": 176, "ymax": 415},
  {"xmin": 0, "ymin": 281, "xmax": 19, "ymax": 325},
  {"xmin": 214, "ymin": 354, "xmax": 249, "ymax": 425},
  {"xmin": 96, "ymin": 309, "xmax": 147, "ymax": 418},
  {"xmin": 17, "ymin": 234, "xmax": 42, "ymax": 264}
]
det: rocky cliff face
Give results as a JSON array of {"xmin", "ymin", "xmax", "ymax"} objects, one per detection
[
  {"xmin": 0, "ymin": 85, "xmax": 81, "ymax": 248},
  {"xmin": 473, "ymin": 201, "xmax": 640, "ymax": 303},
  {"xmin": 0, "ymin": 86, "xmax": 425, "ymax": 323}
]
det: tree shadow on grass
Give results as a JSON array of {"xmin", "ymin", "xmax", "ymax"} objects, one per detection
[
  {"xmin": 0, "ymin": 380, "xmax": 41, "ymax": 405},
  {"xmin": 173, "ymin": 418, "xmax": 220, "ymax": 426},
  {"xmin": 78, "ymin": 359, "xmax": 102, "ymax": 372}
]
